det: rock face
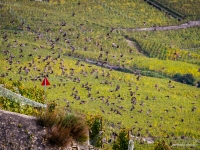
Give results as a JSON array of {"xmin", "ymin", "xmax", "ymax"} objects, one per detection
[{"xmin": 0, "ymin": 109, "xmax": 58, "ymax": 150}]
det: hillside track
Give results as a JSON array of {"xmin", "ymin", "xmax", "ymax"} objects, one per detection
[{"xmin": 115, "ymin": 20, "xmax": 200, "ymax": 31}]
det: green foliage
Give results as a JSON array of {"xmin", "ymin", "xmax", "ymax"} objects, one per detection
[
  {"xmin": 112, "ymin": 129, "xmax": 129, "ymax": 150},
  {"xmin": 1, "ymin": 80, "xmax": 45, "ymax": 104},
  {"xmin": 140, "ymin": 70, "xmax": 167, "ymax": 79},
  {"xmin": 49, "ymin": 0, "xmax": 65, "ymax": 5},
  {"xmin": 173, "ymin": 73, "xmax": 182, "ymax": 81},
  {"xmin": 12, "ymin": 81, "xmax": 22, "ymax": 87},
  {"xmin": 0, "ymin": 97, "xmax": 40, "ymax": 116},
  {"xmin": 197, "ymin": 81, "xmax": 200, "ymax": 88},
  {"xmin": 87, "ymin": 115, "xmax": 102, "ymax": 147},
  {"xmin": 18, "ymin": 86, "xmax": 45, "ymax": 104},
  {"xmin": 173, "ymin": 73, "xmax": 195, "ymax": 85},
  {"xmin": 0, "ymin": 80, "xmax": 44, "ymax": 116},
  {"xmin": 47, "ymin": 101, "xmax": 57, "ymax": 112},
  {"xmin": 154, "ymin": 140, "xmax": 171, "ymax": 150}
]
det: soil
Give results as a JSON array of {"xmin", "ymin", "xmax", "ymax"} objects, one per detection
[
  {"xmin": 0, "ymin": 109, "xmax": 61, "ymax": 150},
  {"xmin": 0, "ymin": 109, "xmax": 92, "ymax": 150}
]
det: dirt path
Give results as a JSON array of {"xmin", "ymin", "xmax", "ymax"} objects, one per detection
[
  {"xmin": 115, "ymin": 20, "xmax": 200, "ymax": 31},
  {"xmin": 125, "ymin": 39, "xmax": 143, "ymax": 54},
  {"xmin": 126, "ymin": 39, "xmax": 137, "ymax": 49}
]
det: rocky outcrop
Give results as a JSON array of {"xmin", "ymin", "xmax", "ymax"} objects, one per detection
[
  {"xmin": 0, "ymin": 109, "xmax": 55, "ymax": 150},
  {"xmin": 0, "ymin": 110, "xmax": 90, "ymax": 150}
]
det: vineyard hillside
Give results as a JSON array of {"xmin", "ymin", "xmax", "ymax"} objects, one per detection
[{"xmin": 0, "ymin": 0, "xmax": 200, "ymax": 149}]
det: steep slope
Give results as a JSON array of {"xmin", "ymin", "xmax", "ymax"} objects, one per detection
[{"xmin": 0, "ymin": 0, "xmax": 199, "ymax": 149}]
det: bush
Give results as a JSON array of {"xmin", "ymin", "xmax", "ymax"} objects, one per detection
[
  {"xmin": 112, "ymin": 129, "xmax": 129, "ymax": 150},
  {"xmin": 154, "ymin": 140, "xmax": 171, "ymax": 150},
  {"xmin": 36, "ymin": 106, "xmax": 59, "ymax": 127},
  {"xmin": 87, "ymin": 115, "xmax": 102, "ymax": 147},
  {"xmin": 197, "ymin": 81, "xmax": 200, "ymax": 88},
  {"xmin": 61, "ymin": 114, "xmax": 88, "ymax": 143},
  {"xmin": 173, "ymin": 73, "xmax": 195, "ymax": 85},
  {"xmin": 47, "ymin": 124, "xmax": 72, "ymax": 147},
  {"xmin": 37, "ymin": 107, "xmax": 88, "ymax": 147}
]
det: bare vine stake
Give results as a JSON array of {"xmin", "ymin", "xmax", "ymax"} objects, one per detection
[{"xmin": 101, "ymin": 117, "xmax": 103, "ymax": 148}]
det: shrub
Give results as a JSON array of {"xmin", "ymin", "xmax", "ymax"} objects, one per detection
[
  {"xmin": 87, "ymin": 115, "xmax": 102, "ymax": 147},
  {"xmin": 61, "ymin": 114, "xmax": 88, "ymax": 143},
  {"xmin": 37, "ymin": 108, "xmax": 88, "ymax": 147},
  {"xmin": 36, "ymin": 107, "xmax": 59, "ymax": 127},
  {"xmin": 154, "ymin": 140, "xmax": 171, "ymax": 150},
  {"xmin": 182, "ymin": 74, "xmax": 195, "ymax": 85},
  {"xmin": 173, "ymin": 73, "xmax": 182, "ymax": 81},
  {"xmin": 47, "ymin": 124, "xmax": 72, "ymax": 147},
  {"xmin": 112, "ymin": 129, "xmax": 129, "ymax": 150},
  {"xmin": 197, "ymin": 81, "xmax": 200, "ymax": 88},
  {"xmin": 173, "ymin": 73, "xmax": 195, "ymax": 85}
]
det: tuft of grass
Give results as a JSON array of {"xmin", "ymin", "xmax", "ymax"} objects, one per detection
[
  {"xmin": 61, "ymin": 114, "xmax": 88, "ymax": 143},
  {"xmin": 37, "ymin": 107, "xmax": 88, "ymax": 147},
  {"xmin": 47, "ymin": 124, "xmax": 72, "ymax": 147},
  {"xmin": 36, "ymin": 106, "xmax": 59, "ymax": 127}
]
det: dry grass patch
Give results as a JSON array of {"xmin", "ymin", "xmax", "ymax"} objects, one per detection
[{"xmin": 37, "ymin": 107, "xmax": 88, "ymax": 147}]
